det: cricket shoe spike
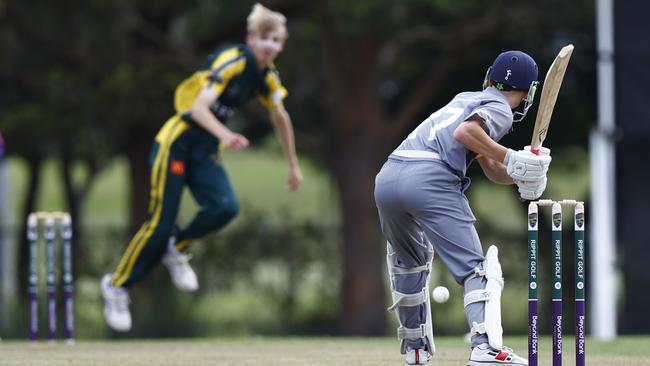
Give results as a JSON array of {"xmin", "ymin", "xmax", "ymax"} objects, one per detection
[
  {"xmin": 467, "ymin": 343, "xmax": 527, "ymax": 366},
  {"xmin": 406, "ymin": 348, "xmax": 431, "ymax": 365},
  {"xmin": 101, "ymin": 274, "xmax": 132, "ymax": 332},
  {"xmin": 162, "ymin": 236, "xmax": 198, "ymax": 292}
]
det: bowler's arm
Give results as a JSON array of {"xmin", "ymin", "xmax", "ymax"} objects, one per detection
[
  {"xmin": 269, "ymin": 105, "xmax": 303, "ymax": 191},
  {"xmin": 191, "ymin": 88, "xmax": 249, "ymax": 150}
]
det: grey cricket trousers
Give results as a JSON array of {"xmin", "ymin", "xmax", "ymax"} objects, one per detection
[{"xmin": 374, "ymin": 157, "xmax": 489, "ymax": 348}]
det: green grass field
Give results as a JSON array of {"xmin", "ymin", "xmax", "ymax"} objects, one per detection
[{"xmin": 0, "ymin": 336, "xmax": 647, "ymax": 366}]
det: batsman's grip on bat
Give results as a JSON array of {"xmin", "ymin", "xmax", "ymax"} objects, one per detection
[
  {"xmin": 514, "ymin": 176, "xmax": 547, "ymax": 200},
  {"xmin": 503, "ymin": 146, "xmax": 551, "ymax": 182}
]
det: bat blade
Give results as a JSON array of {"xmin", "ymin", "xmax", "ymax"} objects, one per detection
[{"xmin": 530, "ymin": 44, "xmax": 574, "ymax": 154}]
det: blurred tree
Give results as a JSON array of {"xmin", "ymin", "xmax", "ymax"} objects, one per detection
[{"xmin": 1, "ymin": 0, "xmax": 110, "ymax": 294}]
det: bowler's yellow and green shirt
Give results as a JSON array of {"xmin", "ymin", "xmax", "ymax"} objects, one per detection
[{"xmin": 174, "ymin": 44, "xmax": 288, "ymax": 122}]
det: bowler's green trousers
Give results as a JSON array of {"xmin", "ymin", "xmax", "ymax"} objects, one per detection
[{"xmin": 111, "ymin": 114, "xmax": 239, "ymax": 288}]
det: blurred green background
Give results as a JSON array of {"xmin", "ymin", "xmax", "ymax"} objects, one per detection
[{"xmin": 0, "ymin": 0, "xmax": 601, "ymax": 340}]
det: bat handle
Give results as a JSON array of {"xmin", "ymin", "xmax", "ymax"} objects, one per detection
[{"xmin": 531, "ymin": 148, "xmax": 540, "ymax": 155}]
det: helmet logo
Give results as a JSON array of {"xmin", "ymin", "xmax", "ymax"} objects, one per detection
[{"xmin": 505, "ymin": 70, "xmax": 512, "ymax": 80}]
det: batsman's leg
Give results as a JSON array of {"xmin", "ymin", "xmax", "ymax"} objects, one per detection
[
  {"xmin": 386, "ymin": 242, "xmax": 436, "ymax": 357},
  {"xmin": 375, "ymin": 164, "xmax": 436, "ymax": 363}
]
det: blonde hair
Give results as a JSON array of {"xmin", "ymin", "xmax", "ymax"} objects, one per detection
[{"xmin": 247, "ymin": 3, "xmax": 288, "ymax": 41}]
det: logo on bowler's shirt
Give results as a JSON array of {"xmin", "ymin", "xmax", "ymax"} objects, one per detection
[
  {"xmin": 225, "ymin": 84, "xmax": 240, "ymax": 96},
  {"xmin": 170, "ymin": 160, "xmax": 185, "ymax": 175}
]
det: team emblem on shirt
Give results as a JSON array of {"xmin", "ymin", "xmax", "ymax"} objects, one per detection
[{"xmin": 170, "ymin": 160, "xmax": 185, "ymax": 175}]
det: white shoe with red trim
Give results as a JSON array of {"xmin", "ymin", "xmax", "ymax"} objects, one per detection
[
  {"xmin": 406, "ymin": 348, "xmax": 431, "ymax": 365},
  {"xmin": 467, "ymin": 343, "xmax": 527, "ymax": 365}
]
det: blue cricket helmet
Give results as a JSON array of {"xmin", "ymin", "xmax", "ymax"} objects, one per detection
[
  {"xmin": 486, "ymin": 50, "xmax": 538, "ymax": 90},
  {"xmin": 483, "ymin": 50, "xmax": 539, "ymax": 122}
]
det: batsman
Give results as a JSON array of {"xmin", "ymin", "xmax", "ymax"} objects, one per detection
[{"xmin": 374, "ymin": 51, "xmax": 551, "ymax": 365}]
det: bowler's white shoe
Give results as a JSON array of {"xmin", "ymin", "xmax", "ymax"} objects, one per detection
[
  {"xmin": 468, "ymin": 343, "xmax": 527, "ymax": 365},
  {"xmin": 162, "ymin": 236, "xmax": 198, "ymax": 292},
  {"xmin": 406, "ymin": 348, "xmax": 431, "ymax": 365},
  {"xmin": 101, "ymin": 274, "xmax": 132, "ymax": 332}
]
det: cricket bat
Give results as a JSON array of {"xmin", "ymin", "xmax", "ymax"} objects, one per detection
[{"xmin": 530, "ymin": 44, "xmax": 574, "ymax": 154}]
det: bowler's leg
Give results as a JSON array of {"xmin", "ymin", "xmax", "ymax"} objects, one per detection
[
  {"xmin": 111, "ymin": 140, "xmax": 186, "ymax": 288},
  {"xmin": 175, "ymin": 154, "xmax": 239, "ymax": 249}
]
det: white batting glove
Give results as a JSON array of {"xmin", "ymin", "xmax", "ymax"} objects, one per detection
[
  {"xmin": 515, "ymin": 176, "xmax": 547, "ymax": 200},
  {"xmin": 525, "ymin": 146, "xmax": 551, "ymax": 176},
  {"xmin": 503, "ymin": 148, "xmax": 552, "ymax": 181}
]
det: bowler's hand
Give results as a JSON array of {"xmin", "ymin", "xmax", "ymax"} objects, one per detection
[
  {"xmin": 287, "ymin": 166, "xmax": 303, "ymax": 192},
  {"xmin": 223, "ymin": 132, "xmax": 249, "ymax": 151}
]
